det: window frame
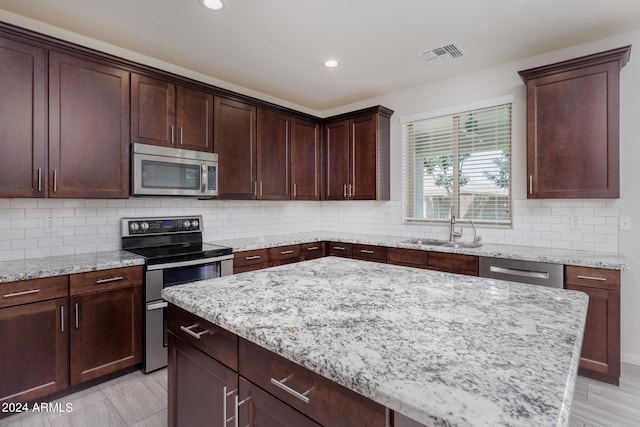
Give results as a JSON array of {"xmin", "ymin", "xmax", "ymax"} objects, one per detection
[{"xmin": 401, "ymin": 95, "xmax": 514, "ymax": 227}]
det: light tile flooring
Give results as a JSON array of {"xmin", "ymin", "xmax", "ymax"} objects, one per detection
[{"xmin": 2, "ymin": 363, "xmax": 639, "ymax": 426}]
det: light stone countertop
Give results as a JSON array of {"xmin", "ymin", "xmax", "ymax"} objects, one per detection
[
  {"xmin": 0, "ymin": 251, "xmax": 145, "ymax": 284},
  {"xmin": 211, "ymin": 231, "xmax": 628, "ymax": 270},
  {"xmin": 162, "ymin": 256, "xmax": 588, "ymax": 427}
]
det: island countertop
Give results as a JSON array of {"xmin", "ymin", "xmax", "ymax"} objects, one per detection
[{"xmin": 162, "ymin": 257, "xmax": 588, "ymax": 426}]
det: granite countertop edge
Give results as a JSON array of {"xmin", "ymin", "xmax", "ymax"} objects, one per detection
[
  {"xmin": 0, "ymin": 250, "xmax": 145, "ymax": 284},
  {"xmin": 210, "ymin": 231, "xmax": 628, "ymax": 270}
]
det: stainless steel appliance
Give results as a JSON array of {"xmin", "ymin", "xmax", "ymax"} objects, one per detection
[
  {"xmin": 131, "ymin": 143, "xmax": 218, "ymax": 197},
  {"xmin": 479, "ymin": 257, "xmax": 564, "ymax": 288},
  {"xmin": 121, "ymin": 215, "xmax": 233, "ymax": 373}
]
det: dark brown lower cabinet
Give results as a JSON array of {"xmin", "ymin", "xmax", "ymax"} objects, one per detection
[
  {"xmin": 566, "ymin": 266, "xmax": 620, "ymax": 385},
  {"xmin": 0, "ymin": 297, "xmax": 68, "ymax": 406},
  {"xmin": 300, "ymin": 242, "xmax": 326, "ymax": 261},
  {"xmin": 168, "ymin": 333, "xmax": 238, "ymax": 427},
  {"xmin": 386, "ymin": 248, "xmax": 428, "ymax": 269},
  {"xmin": 69, "ymin": 285, "xmax": 142, "ymax": 385},
  {"xmin": 238, "ymin": 377, "xmax": 319, "ymax": 427},
  {"xmin": 427, "ymin": 252, "xmax": 478, "ymax": 276}
]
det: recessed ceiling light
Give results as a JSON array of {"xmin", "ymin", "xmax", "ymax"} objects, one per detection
[
  {"xmin": 201, "ymin": 0, "xmax": 223, "ymax": 10},
  {"xmin": 323, "ymin": 59, "xmax": 339, "ymax": 68}
]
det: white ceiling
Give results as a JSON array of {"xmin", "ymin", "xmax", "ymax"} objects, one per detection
[{"xmin": 1, "ymin": 0, "xmax": 640, "ymax": 113}]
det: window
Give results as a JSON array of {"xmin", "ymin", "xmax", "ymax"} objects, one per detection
[{"xmin": 402, "ymin": 97, "xmax": 512, "ymax": 225}]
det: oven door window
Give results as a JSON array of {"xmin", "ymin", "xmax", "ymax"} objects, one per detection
[
  {"xmin": 163, "ymin": 263, "xmax": 222, "ymax": 287},
  {"xmin": 141, "ymin": 160, "xmax": 201, "ymax": 190}
]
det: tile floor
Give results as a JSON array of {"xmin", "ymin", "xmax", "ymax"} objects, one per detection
[{"xmin": 2, "ymin": 363, "xmax": 639, "ymax": 426}]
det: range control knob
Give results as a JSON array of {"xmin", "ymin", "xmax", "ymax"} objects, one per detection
[
  {"xmin": 130, "ymin": 222, "xmax": 139, "ymax": 231},
  {"xmin": 140, "ymin": 222, "xmax": 150, "ymax": 231},
  {"xmin": 191, "ymin": 220, "xmax": 199, "ymax": 229},
  {"xmin": 183, "ymin": 220, "xmax": 192, "ymax": 229}
]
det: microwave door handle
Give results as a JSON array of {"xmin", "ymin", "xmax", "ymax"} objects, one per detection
[{"xmin": 201, "ymin": 163, "xmax": 207, "ymax": 193}]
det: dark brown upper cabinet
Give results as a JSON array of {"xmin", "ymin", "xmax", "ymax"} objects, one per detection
[
  {"xmin": 291, "ymin": 117, "xmax": 321, "ymax": 200},
  {"xmin": 518, "ymin": 46, "xmax": 631, "ymax": 199},
  {"xmin": 214, "ymin": 96, "xmax": 257, "ymax": 199},
  {"xmin": 0, "ymin": 36, "xmax": 46, "ymax": 198},
  {"xmin": 49, "ymin": 51, "xmax": 130, "ymax": 198},
  {"xmin": 324, "ymin": 106, "xmax": 392, "ymax": 200},
  {"xmin": 132, "ymin": 73, "xmax": 213, "ymax": 152},
  {"xmin": 257, "ymin": 108, "xmax": 290, "ymax": 200}
]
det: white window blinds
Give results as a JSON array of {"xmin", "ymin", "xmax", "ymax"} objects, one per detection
[{"xmin": 402, "ymin": 101, "xmax": 512, "ymax": 225}]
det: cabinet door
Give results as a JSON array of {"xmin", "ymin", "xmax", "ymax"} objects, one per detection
[
  {"xmin": 0, "ymin": 298, "xmax": 68, "ymax": 404},
  {"xmin": 291, "ymin": 117, "xmax": 321, "ymax": 200},
  {"xmin": 325, "ymin": 120, "xmax": 350, "ymax": 200},
  {"xmin": 49, "ymin": 52, "xmax": 130, "ymax": 198},
  {"xmin": 177, "ymin": 86, "xmax": 213, "ymax": 152},
  {"xmin": 350, "ymin": 114, "xmax": 378, "ymax": 200},
  {"xmin": 257, "ymin": 108, "xmax": 290, "ymax": 200},
  {"xmin": 131, "ymin": 73, "xmax": 176, "ymax": 147},
  {"xmin": 525, "ymin": 61, "xmax": 621, "ymax": 198},
  {"xmin": 168, "ymin": 333, "xmax": 238, "ymax": 427},
  {"xmin": 214, "ymin": 97, "xmax": 257, "ymax": 199},
  {"xmin": 69, "ymin": 285, "xmax": 141, "ymax": 385},
  {"xmin": 238, "ymin": 377, "xmax": 320, "ymax": 427},
  {"xmin": 567, "ymin": 284, "xmax": 620, "ymax": 381},
  {"xmin": 0, "ymin": 37, "xmax": 46, "ymax": 198}
]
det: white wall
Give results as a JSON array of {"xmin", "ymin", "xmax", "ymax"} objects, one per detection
[{"xmin": 0, "ymin": 12, "xmax": 638, "ymax": 364}]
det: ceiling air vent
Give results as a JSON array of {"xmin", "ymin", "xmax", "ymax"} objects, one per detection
[{"xmin": 419, "ymin": 43, "xmax": 465, "ymax": 64}]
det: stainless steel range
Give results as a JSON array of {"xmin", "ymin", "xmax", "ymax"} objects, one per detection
[{"xmin": 121, "ymin": 215, "xmax": 233, "ymax": 373}]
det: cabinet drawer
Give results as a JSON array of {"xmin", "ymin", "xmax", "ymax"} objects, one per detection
[
  {"xmin": 387, "ymin": 248, "xmax": 428, "ymax": 268},
  {"xmin": 427, "ymin": 252, "xmax": 478, "ymax": 276},
  {"xmin": 168, "ymin": 304, "xmax": 238, "ymax": 371},
  {"xmin": 239, "ymin": 338, "xmax": 386, "ymax": 427},
  {"xmin": 0, "ymin": 276, "xmax": 68, "ymax": 308},
  {"xmin": 566, "ymin": 266, "xmax": 620, "ymax": 291},
  {"xmin": 328, "ymin": 242, "xmax": 353, "ymax": 257},
  {"xmin": 234, "ymin": 262, "xmax": 269, "ymax": 274},
  {"xmin": 352, "ymin": 244, "xmax": 386, "ymax": 262},
  {"xmin": 70, "ymin": 266, "xmax": 142, "ymax": 296},
  {"xmin": 239, "ymin": 377, "xmax": 320, "ymax": 427},
  {"xmin": 269, "ymin": 244, "xmax": 301, "ymax": 262},
  {"xmin": 234, "ymin": 249, "xmax": 269, "ymax": 268},
  {"xmin": 300, "ymin": 242, "xmax": 326, "ymax": 260}
]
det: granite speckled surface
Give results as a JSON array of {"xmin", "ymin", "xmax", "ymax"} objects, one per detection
[
  {"xmin": 162, "ymin": 256, "xmax": 588, "ymax": 427},
  {"xmin": 211, "ymin": 231, "xmax": 628, "ymax": 270},
  {"xmin": 0, "ymin": 251, "xmax": 145, "ymax": 284}
]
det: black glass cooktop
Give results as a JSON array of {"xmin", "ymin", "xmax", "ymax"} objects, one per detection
[{"xmin": 126, "ymin": 242, "xmax": 232, "ymax": 266}]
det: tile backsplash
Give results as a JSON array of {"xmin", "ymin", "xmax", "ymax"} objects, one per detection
[{"xmin": 0, "ymin": 197, "xmax": 619, "ymax": 261}]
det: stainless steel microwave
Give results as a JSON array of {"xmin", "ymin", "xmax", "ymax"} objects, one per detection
[{"xmin": 131, "ymin": 143, "xmax": 218, "ymax": 197}]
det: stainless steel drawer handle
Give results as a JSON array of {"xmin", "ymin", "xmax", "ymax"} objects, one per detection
[
  {"xmin": 270, "ymin": 376, "xmax": 311, "ymax": 404},
  {"xmin": 60, "ymin": 305, "xmax": 64, "ymax": 333},
  {"xmin": 360, "ymin": 250, "xmax": 375, "ymax": 254},
  {"xmin": 180, "ymin": 324, "xmax": 208, "ymax": 340},
  {"xmin": 147, "ymin": 301, "xmax": 168, "ymax": 311},
  {"xmin": 280, "ymin": 250, "xmax": 294, "ymax": 255},
  {"xmin": 576, "ymin": 275, "xmax": 607, "ymax": 282},
  {"xmin": 96, "ymin": 276, "xmax": 124, "ymax": 284},
  {"xmin": 306, "ymin": 246, "xmax": 319, "ymax": 251},
  {"xmin": 3, "ymin": 289, "xmax": 40, "ymax": 298},
  {"xmin": 333, "ymin": 247, "xmax": 346, "ymax": 251},
  {"xmin": 233, "ymin": 395, "xmax": 251, "ymax": 427},
  {"xmin": 223, "ymin": 386, "xmax": 238, "ymax": 426},
  {"xmin": 245, "ymin": 255, "xmax": 261, "ymax": 260}
]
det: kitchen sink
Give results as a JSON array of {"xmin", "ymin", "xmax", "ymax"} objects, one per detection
[
  {"xmin": 403, "ymin": 238, "xmax": 482, "ymax": 249},
  {"xmin": 403, "ymin": 238, "xmax": 450, "ymax": 246}
]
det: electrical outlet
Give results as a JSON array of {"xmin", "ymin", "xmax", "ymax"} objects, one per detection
[
  {"xmin": 570, "ymin": 215, "xmax": 582, "ymax": 231},
  {"xmin": 45, "ymin": 216, "xmax": 56, "ymax": 233},
  {"xmin": 620, "ymin": 216, "xmax": 632, "ymax": 231}
]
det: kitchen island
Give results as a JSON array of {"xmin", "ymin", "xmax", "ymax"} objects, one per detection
[{"xmin": 162, "ymin": 257, "xmax": 588, "ymax": 426}]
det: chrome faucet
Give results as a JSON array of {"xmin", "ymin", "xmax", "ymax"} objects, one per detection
[{"xmin": 449, "ymin": 206, "xmax": 463, "ymax": 243}]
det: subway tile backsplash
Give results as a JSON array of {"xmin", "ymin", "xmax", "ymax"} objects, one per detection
[{"xmin": 0, "ymin": 198, "xmax": 620, "ymax": 261}]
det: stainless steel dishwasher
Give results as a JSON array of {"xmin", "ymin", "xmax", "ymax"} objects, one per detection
[{"xmin": 479, "ymin": 257, "xmax": 564, "ymax": 288}]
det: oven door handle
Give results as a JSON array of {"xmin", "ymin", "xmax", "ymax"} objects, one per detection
[
  {"xmin": 147, "ymin": 301, "xmax": 169, "ymax": 311},
  {"xmin": 146, "ymin": 254, "xmax": 234, "ymax": 271}
]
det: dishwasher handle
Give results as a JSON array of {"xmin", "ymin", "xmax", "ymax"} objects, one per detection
[{"xmin": 489, "ymin": 265, "xmax": 549, "ymax": 280}]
